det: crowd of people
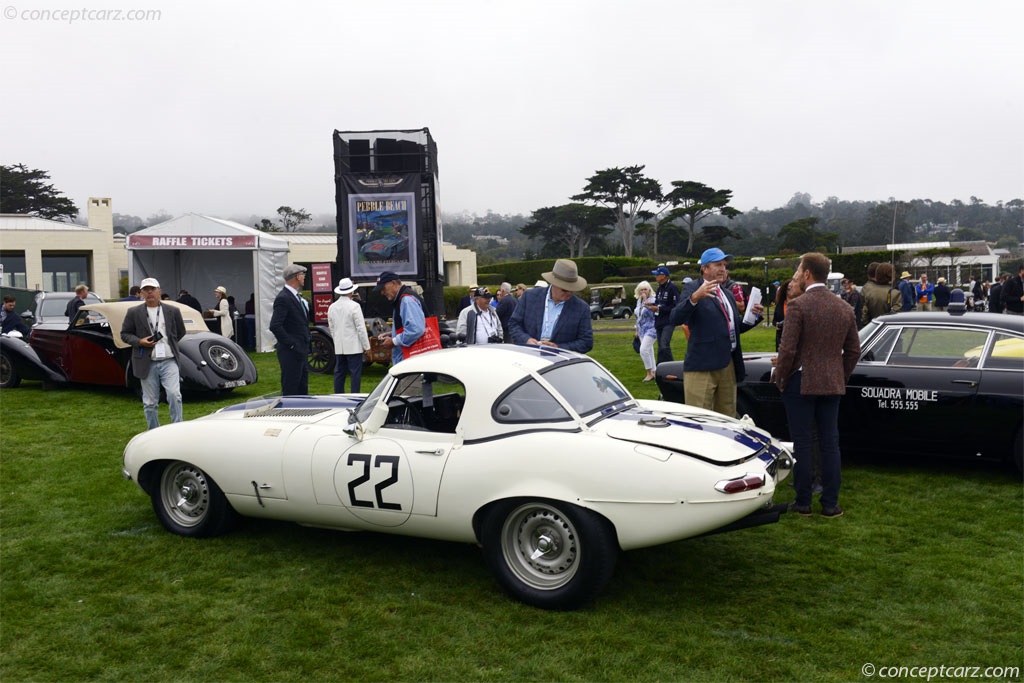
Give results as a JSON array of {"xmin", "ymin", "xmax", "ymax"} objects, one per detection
[{"xmin": 32, "ymin": 254, "xmax": 1022, "ymax": 448}]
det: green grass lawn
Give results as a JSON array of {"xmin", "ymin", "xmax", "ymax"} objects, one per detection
[{"xmin": 2, "ymin": 327, "xmax": 1021, "ymax": 682}]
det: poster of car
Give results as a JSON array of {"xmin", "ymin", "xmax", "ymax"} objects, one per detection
[{"xmin": 348, "ymin": 191, "xmax": 417, "ymax": 278}]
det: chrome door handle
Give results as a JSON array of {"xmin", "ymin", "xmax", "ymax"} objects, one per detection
[
  {"xmin": 415, "ymin": 448, "xmax": 445, "ymax": 456},
  {"xmin": 951, "ymin": 380, "xmax": 977, "ymax": 387}
]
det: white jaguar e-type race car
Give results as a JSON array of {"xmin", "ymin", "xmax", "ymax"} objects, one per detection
[{"xmin": 123, "ymin": 345, "xmax": 793, "ymax": 609}]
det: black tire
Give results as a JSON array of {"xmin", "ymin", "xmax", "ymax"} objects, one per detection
[
  {"xmin": 199, "ymin": 341, "xmax": 245, "ymax": 380},
  {"xmin": 151, "ymin": 461, "xmax": 237, "ymax": 538},
  {"xmin": 308, "ymin": 330, "xmax": 336, "ymax": 375},
  {"xmin": 591, "ymin": 311, "xmax": 600, "ymax": 320},
  {"xmin": 480, "ymin": 499, "xmax": 618, "ymax": 610},
  {"xmin": 0, "ymin": 352, "xmax": 21, "ymax": 389}
]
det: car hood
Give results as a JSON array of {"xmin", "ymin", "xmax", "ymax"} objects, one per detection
[{"xmin": 594, "ymin": 404, "xmax": 779, "ymax": 466}]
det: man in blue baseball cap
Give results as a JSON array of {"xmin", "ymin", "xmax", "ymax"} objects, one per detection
[
  {"xmin": 648, "ymin": 265, "xmax": 680, "ymax": 363},
  {"xmin": 669, "ymin": 246, "xmax": 764, "ymax": 417}
]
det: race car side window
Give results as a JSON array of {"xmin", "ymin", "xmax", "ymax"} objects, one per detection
[
  {"xmin": 860, "ymin": 327, "xmax": 900, "ymax": 363},
  {"xmin": 493, "ymin": 378, "xmax": 571, "ymax": 424},
  {"xmin": 886, "ymin": 327, "xmax": 989, "ymax": 368}
]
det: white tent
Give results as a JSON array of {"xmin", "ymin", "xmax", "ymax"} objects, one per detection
[{"xmin": 126, "ymin": 215, "xmax": 291, "ymax": 352}]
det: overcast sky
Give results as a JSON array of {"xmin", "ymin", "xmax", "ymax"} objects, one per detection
[{"xmin": 3, "ymin": 0, "xmax": 1021, "ymax": 223}]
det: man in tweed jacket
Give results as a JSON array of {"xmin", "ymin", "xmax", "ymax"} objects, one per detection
[{"xmin": 774, "ymin": 252, "xmax": 861, "ymax": 518}]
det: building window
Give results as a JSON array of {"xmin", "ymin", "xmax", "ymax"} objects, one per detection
[
  {"xmin": 42, "ymin": 253, "xmax": 90, "ymax": 292},
  {"xmin": 0, "ymin": 252, "xmax": 27, "ymax": 288}
]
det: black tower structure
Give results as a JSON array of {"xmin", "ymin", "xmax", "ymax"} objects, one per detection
[{"xmin": 333, "ymin": 128, "xmax": 444, "ymax": 317}]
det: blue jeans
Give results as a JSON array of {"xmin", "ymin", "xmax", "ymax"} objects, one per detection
[
  {"xmin": 333, "ymin": 353, "xmax": 365, "ymax": 393},
  {"xmin": 140, "ymin": 358, "xmax": 183, "ymax": 430},
  {"xmin": 780, "ymin": 372, "xmax": 842, "ymax": 509},
  {"xmin": 655, "ymin": 325, "xmax": 675, "ymax": 363}
]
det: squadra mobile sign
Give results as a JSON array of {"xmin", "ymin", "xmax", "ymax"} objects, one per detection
[{"xmin": 127, "ymin": 235, "xmax": 258, "ymax": 248}]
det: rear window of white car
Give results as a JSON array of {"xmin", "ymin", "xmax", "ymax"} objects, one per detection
[{"xmin": 493, "ymin": 378, "xmax": 571, "ymax": 423}]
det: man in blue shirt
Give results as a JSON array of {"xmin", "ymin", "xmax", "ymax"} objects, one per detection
[
  {"xmin": 375, "ymin": 271, "xmax": 426, "ymax": 365},
  {"xmin": 508, "ymin": 259, "xmax": 593, "ymax": 353}
]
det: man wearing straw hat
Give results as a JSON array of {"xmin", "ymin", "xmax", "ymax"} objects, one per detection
[
  {"xmin": 327, "ymin": 277, "xmax": 370, "ymax": 393},
  {"xmin": 509, "ymin": 259, "xmax": 593, "ymax": 353}
]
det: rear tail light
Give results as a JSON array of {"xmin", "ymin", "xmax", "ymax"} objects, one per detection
[{"xmin": 715, "ymin": 473, "xmax": 766, "ymax": 494}]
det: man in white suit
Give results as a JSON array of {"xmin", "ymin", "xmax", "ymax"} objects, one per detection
[{"xmin": 327, "ymin": 277, "xmax": 370, "ymax": 393}]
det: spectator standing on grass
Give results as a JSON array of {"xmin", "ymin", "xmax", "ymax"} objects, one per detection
[
  {"xmin": 670, "ymin": 247, "xmax": 763, "ymax": 417},
  {"xmin": 633, "ymin": 281, "xmax": 658, "ymax": 383},
  {"xmin": 269, "ymin": 264, "xmax": 310, "ymax": 395},
  {"xmin": 457, "ymin": 287, "xmax": 503, "ymax": 345},
  {"xmin": 508, "ymin": 259, "xmax": 593, "ymax": 353},
  {"xmin": 897, "ymin": 271, "xmax": 916, "ymax": 312},
  {"xmin": 65, "ymin": 284, "xmax": 89, "ymax": 318},
  {"xmin": 933, "ymin": 277, "xmax": 951, "ymax": 311},
  {"xmin": 988, "ymin": 274, "xmax": 1006, "ymax": 315},
  {"xmin": 915, "ymin": 274, "xmax": 935, "ymax": 312},
  {"xmin": 1, "ymin": 295, "xmax": 30, "ymax": 336},
  {"xmin": 863, "ymin": 263, "xmax": 902, "ymax": 324},
  {"xmin": 649, "ymin": 266, "xmax": 680, "ymax": 363},
  {"xmin": 495, "ymin": 282, "xmax": 517, "ymax": 343},
  {"xmin": 327, "ymin": 277, "xmax": 370, "ymax": 393},
  {"xmin": 772, "ymin": 280, "xmax": 791, "ymax": 351},
  {"xmin": 176, "ymin": 289, "xmax": 203, "ymax": 314},
  {"xmin": 207, "ymin": 286, "xmax": 234, "ymax": 339},
  {"xmin": 120, "ymin": 278, "xmax": 186, "ymax": 430},
  {"xmin": 375, "ymin": 270, "xmax": 427, "ymax": 365},
  {"xmin": 841, "ymin": 279, "xmax": 864, "ymax": 328},
  {"xmin": 773, "ymin": 253, "xmax": 860, "ymax": 519},
  {"xmin": 1002, "ymin": 265, "xmax": 1024, "ymax": 315}
]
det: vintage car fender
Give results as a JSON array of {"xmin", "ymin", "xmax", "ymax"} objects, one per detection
[{"xmin": 0, "ymin": 334, "xmax": 67, "ymax": 387}]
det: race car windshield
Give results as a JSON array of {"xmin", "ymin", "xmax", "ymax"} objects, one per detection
[{"xmin": 541, "ymin": 360, "xmax": 631, "ymax": 418}]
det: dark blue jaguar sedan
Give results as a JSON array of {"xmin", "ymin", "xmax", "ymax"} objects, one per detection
[{"xmin": 656, "ymin": 311, "xmax": 1024, "ymax": 473}]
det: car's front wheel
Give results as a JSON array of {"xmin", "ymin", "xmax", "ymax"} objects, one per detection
[
  {"xmin": 480, "ymin": 499, "xmax": 618, "ymax": 610},
  {"xmin": 0, "ymin": 351, "xmax": 21, "ymax": 389},
  {"xmin": 151, "ymin": 461, "xmax": 236, "ymax": 537}
]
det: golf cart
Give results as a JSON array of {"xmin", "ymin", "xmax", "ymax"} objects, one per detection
[{"xmin": 589, "ymin": 285, "xmax": 633, "ymax": 320}]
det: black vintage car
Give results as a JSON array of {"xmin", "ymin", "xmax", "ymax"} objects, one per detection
[
  {"xmin": 1, "ymin": 296, "xmax": 257, "ymax": 393},
  {"xmin": 656, "ymin": 311, "xmax": 1024, "ymax": 472}
]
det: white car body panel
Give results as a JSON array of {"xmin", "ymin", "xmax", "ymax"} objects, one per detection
[{"xmin": 124, "ymin": 346, "xmax": 793, "ymax": 553}]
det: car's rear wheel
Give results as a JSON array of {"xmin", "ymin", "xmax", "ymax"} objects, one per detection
[
  {"xmin": 308, "ymin": 330, "xmax": 335, "ymax": 374},
  {"xmin": 199, "ymin": 341, "xmax": 245, "ymax": 380},
  {"xmin": 480, "ymin": 499, "xmax": 618, "ymax": 610},
  {"xmin": 151, "ymin": 461, "xmax": 236, "ymax": 537},
  {"xmin": 0, "ymin": 352, "xmax": 21, "ymax": 389}
]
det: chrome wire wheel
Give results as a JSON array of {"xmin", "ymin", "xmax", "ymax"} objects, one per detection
[
  {"xmin": 206, "ymin": 343, "xmax": 239, "ymax": 374},
  {"xmin": 500, "ymin": 502, "xmax": 580, "ymax": 591},
  {"xmin": 158, "ymin": 461, "xmax": 212, "ymax": 529}
]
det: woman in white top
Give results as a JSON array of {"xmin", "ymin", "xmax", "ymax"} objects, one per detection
[{"xmin": 208, "ymin": 286, "xmax": 234, "ymax": 339}]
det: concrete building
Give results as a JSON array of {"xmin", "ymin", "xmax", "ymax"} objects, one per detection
[{"xmin": 0, "ymin": 197, "xmax": 117, "ymax": 297}]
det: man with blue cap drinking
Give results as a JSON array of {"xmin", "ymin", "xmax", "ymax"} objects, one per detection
[
  {"xmin": 649, "ymin": 265, "xmax": 680, "ymax": 363},
  {"xmin": 670, "ymin": 247, "xmax": 763, "ymax": 417}
]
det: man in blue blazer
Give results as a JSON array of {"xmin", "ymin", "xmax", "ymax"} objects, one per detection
[
  {"xmin": 269, "ymin": 263, "xmax": 311, "ymax": 395},
  {"xmin": 509, "ymin": 259, "xmax": 593, "ymax": 354},
  {"xmin": 670, "ymin": 247, "xmax": 763, "ymax": 417}
]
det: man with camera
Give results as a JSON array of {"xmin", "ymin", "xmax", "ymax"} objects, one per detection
[
  {"xmin": 456, "ymin": 287, "xmax": 503, "ymax": 344},
  {"xmin": 121, "ymin": 277, "xmax": 187, "ymax": 430}
]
